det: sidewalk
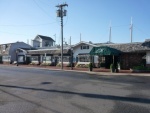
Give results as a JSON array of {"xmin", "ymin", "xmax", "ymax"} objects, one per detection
[{"xmin": 0, "ymin": 64, "xmax": 150, "ymax": 76}]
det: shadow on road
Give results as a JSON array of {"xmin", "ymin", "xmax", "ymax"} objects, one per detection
[{"xmin": 0, "ymin": 84, "xmax": 150, "ymax": 104}]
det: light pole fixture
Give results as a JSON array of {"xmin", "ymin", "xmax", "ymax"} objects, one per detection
[{"xmin": 56, "ymin": 3, "xmax": 68, "ymax": 70}]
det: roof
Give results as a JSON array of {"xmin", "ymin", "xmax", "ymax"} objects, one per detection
[
  {"xmin": 37, "ymin": 35, "xmax": 55, "ymax": 41},
  {"xmin": 72, "ymin": 41, "xmax": 97, "ymax": 48},
  {"xmin": 95, "ymin": 41, "xmax": 150, "ymax": 53},
  {"xmin": 27, "ymin": 49, "xmax": 71, "ymax": 55}
]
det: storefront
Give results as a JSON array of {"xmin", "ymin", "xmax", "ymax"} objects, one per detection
[
  {"xmin": 90, "ymin": 46, "xmax": 121, "ymax": 68},
  {"xmin": 27, "ymin": 49, "xmax": 71, "ymax": 66}
]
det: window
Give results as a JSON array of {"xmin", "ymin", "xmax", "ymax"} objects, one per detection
[
  {"xmin": 43, "ymin": 56, "xmax": 51, "ymax": 61},
  {"xmin": 18, "ymin": 56, "xmax": 24, "ymax": 62},
  {"xmin": 2, "ymin": 55, "xmax": 11, "ymax": 61},
  {"xmin": 78, "ymin": 55, "xmax": 90, "ymax": 62},
  {"xmin": 31, "ymin": 56, "xmax": 38, "ymax": 61},
  {"xmin": 81, "ymin": 45, "xmax": 89, "ymax": 50},
  {"xmin": 99, "ymin": 56, "xmax": 105, "ymax": 63},
  {"xmin": 59, "ymin": 56, "xmax": 70, "ymax": 62}
]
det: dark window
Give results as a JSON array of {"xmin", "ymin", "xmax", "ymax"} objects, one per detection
[
  {"xmin": 31, "ymin": 56, "xmax": 38, "ymax": 61},
  {"xmin": 87, "ymin": 46, "xmax": 89, "ymax": 49},
  {"xmin": 99, "ymin": 56, "xmax": 105, "ymax": 63},
  {"xmin": 81, "ymin": 45, "xmax": 89, "ymax": 50},
  {"xmin": 59, "ymin": 56, "xmax": 70, "ymax": 62},
  {"xmin": 78, "ymin": 55, "xmax": 90, "ymax": 62},
  {"xmin": 82, "ymin": 46, "xmax": 86, "ymax": 49}
]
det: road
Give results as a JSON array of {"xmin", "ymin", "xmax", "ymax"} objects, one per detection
[{"xmin": 0, "ymin": 65, "xmax": 150, "ymax": 113}]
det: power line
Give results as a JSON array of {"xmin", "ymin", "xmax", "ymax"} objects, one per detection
[
  {"xmin": 33, "ymin": 0, "xmax": 57, "ymax": 21},
  {"xmin": 0, "ymin": 30, "xmax": 32, "ymax": 36},
  {"xmin": 134, "ymin": 25, "xmax": 150, "ymax": 37},
  {"xmin": 0, "ymin": 22, "xmax": 57, "ymax": 27},
  {"xmin": 112, "ymin": 24, "xmax": 129, "ymax": 27}
]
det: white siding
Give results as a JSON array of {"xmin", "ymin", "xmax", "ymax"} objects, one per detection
[
  {"xmin": 33, "ymin": 40, "xmax": 40, "ymax": 48},
  {"xmin": 73, "ymin": 44, "xmax": 92, "ymax": 61},
  {"xmin": 146, "ymin": 51, "xmax": 150, "ymax": 64},
  {"xmin": 73, "ymin": 44, "xmax": 98, "ymax": 63}
]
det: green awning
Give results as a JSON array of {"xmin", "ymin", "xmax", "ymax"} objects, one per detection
[{"xmin": 90, "ymin": 46, "xmax": 121, "ymax": 56}]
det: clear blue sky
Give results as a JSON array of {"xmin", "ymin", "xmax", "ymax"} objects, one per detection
[{"xmin": 0, "ymin": 0, "xmax": 150, "ymax": 45}]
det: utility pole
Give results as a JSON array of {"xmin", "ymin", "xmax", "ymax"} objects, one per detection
[
  {"xmin": 56, "ymin": 3, "xmax": 68, "ymax": 70},
  {"xmin": 130, "ymin": 17, "xmax": 133, "ymax": 43}
]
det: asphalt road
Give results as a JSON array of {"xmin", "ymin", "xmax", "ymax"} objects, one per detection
[{"xmin": 0, "ymin": 65, "xmax": 150, "ymax": 113}]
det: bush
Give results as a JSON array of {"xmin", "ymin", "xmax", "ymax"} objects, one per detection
[
  {"xmin": 30, "ymin": 62, "xmax": 37, "ymax": 65},
  {"xmin": 110, "ymin": 63, "xmax": 115, "ymax": 69},
  {"xmin": 88, "ymin": 62, "xmax": 93, "ymax": 68},
  {"xmin": 75, "ymin": 63, "xmax": 89, "ymax": 68},
  {"xmin": 133, "ymin": 65, "xmax": 150, "ymax": 70},
  {"xmin": 110, "ymin": 63, "xmax": 115, "ymax": 72},
  {"xmin": 40, "ymin": 62, "xmax": 51, "ymax": 66},
  {"xmin": 66, "ymin": 62, "xmax": 71, "ymax": 67},
  {"xmin": 56, "ymin": 63, "xmax": 61, "ymax": 67},
  {"xmin": 88, "ymin": 62, "xmax": 93, "ymax": 71}
]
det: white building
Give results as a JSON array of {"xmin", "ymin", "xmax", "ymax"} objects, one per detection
[
  {"xmin": 72, "ymin": 41, "xmax": 99, "ymax": 65},
  {"xmin": 32, "ymin": 35, "xmax": 55, "ymax": 48}
]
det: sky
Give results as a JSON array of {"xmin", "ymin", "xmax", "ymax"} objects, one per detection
[{"xmin": 0, "ymin": 0, "xmax": 150, "ymax": 45}]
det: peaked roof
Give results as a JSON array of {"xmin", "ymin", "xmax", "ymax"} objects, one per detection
[
  {"xmin": 37, "ymin": 35, "xmax": 55, "ymax": 41},
  {"xmin": 95, "ymin": 41, "xmax": 150, "ymax": 53},
  {"xmin": 72, "ymin": 41, "xmax": 97, "ymax": 48}
]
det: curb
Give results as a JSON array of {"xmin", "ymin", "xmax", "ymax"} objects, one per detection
[{"xmin": 0, "ymin": 64, "xmax": 150, "ymax": 77}]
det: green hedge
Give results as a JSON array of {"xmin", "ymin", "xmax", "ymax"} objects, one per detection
[{"xmin": 133, "ymin": 65, "xmax": 150, "ymax": 70}]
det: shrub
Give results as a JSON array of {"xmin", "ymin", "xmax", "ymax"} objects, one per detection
[
  {"xmin": 88, "ymin": 62, "xmax": 93, "ymax": 71},
  {"xmin": 30, "ymin": 62, "xmax": 36, "ymax": 65},
  {"xmin": 40, "ymin": 62, "xmax": 51, "ymax": 66},
  {"xmin": 110, "ymin": 63, "xmax": 115, "ymax": 72},
  {"xmin": 75, "ymin": 63, "xmax": 89, "ymax": 68},
  {"xmin": 88, "ymin": 62, "xmax": 93, "ymax": 68},
  {"xmin": 133, "ymin": 65, "xmax": 150, "ymax": 70},
  {"xmin": 56, "ymin": 63, "xmax": 61, "ymax": 67},
  {"xmin": 66, "ymin": 62, "xmax": 71, "ymax": 67},
  {"xmin": 110, "ymin": 63, "xmax": 115, "ymax": 69}
]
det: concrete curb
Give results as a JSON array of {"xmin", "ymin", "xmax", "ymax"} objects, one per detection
[{"xmin": 0, "ymin": 64, "xmax": 150, "ymax": 77}]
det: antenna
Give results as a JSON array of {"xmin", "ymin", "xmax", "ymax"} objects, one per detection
[
  {"xmin": 54, "ymin": 34, "xmax": 56, "ymax": 45},
  {"xmin": 109, "ymin": 21, "xmax": 112, "ymax": 43},
  {"xmin": 80, "ymin": 33, "xmax": 81, "ymax": 42},
  {"xmin": 130, "ymin": 17, "xmax": 133, "ymax": 43},
  {"xmin": 70, "ymin": 36, "xmax": 71, "ymax": 45}
]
